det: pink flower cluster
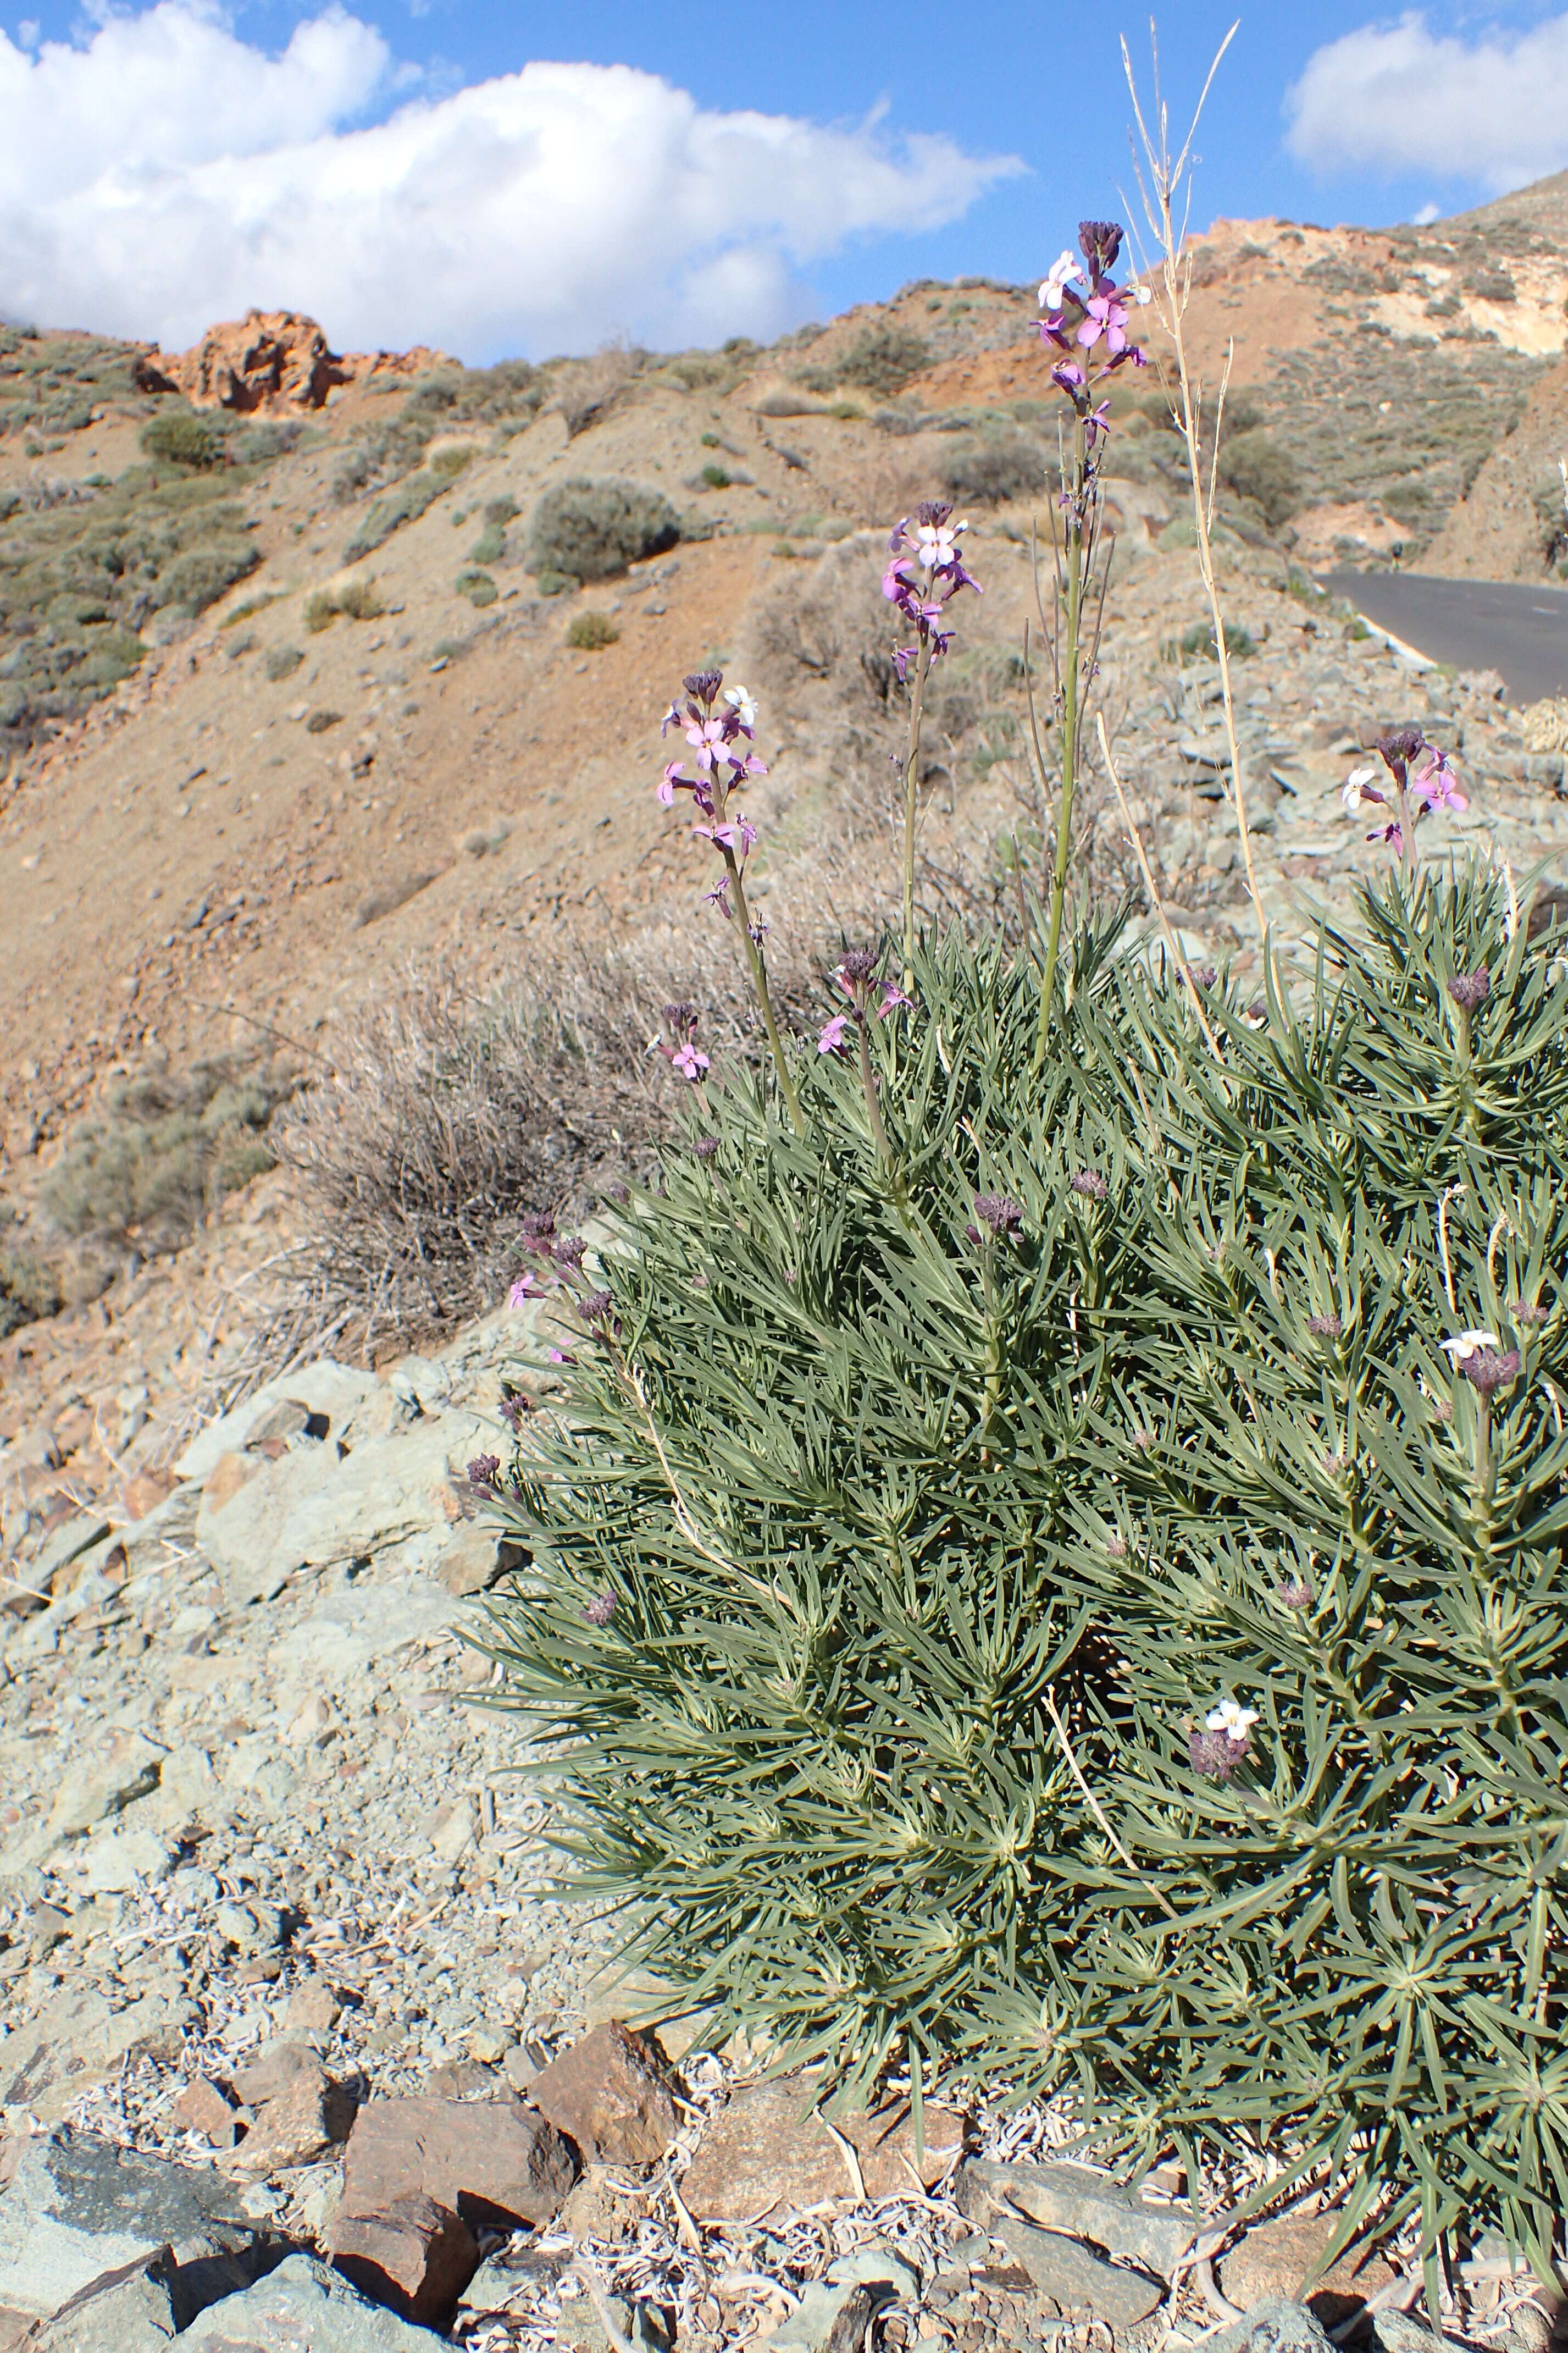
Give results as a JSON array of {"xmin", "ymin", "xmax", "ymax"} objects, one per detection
[
  {"xmin": 882, "ymin": 500, "xmax": 980, "ymax": 681},
  {"xmin": 506, "ymin": 1206, "xmax": 618, "ymax": 1363},
  {"xmin": 1039, "ymin": 219, "xmax": 1150, "ymax": 432},
  {"xmin": 1342, "ymin": 726, "xmax": 1466, "ymax": 850},
  {"xmin": 660, "ymin": 669, "xmax": 767, "ymax": 925},
  {"xmin": 816, "ymin": 949, "xmax": 911, "ymax": 1056},
  {"xmin": 655, "ymin": 1000, "xmax": 710, "ymax": 1084}
]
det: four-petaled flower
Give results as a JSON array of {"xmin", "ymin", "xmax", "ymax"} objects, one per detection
[
  {"xmin": 817, "ymin": 1013, "xmax": 850, "ymax": 1055},
  {"xmin": 1039, "ymin": 248, "xmax": 1084, "ymax": 311},
  {"xmin": 1206, "ymin": 1696, "xmax": 1261, "ymax": 1739},
  {"xmin": 671, "ymin": 1042, "xmax": 709, "ymax": 1080},
  {"xmin": 1441, "ymin": 1329, "xmax": 1501, "ymax": 1363}
]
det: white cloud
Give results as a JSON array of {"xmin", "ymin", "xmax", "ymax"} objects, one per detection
[
  {"xmin": 0, "ymin": 4, "xmax": 1022, "ymax": 360},
  {"xmin": 1410, "ymin": 202, "xmax": 1440, "ymax": 226},
  {"xmin": 1286, "ymin": 10, "xmax": 1568, "ymax": 194}
]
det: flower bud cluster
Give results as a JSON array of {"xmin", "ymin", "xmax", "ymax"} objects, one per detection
[
  {"xmin": 505, "ymin": 1206, "xmax": 619, "ymax": 1361},
  {"xmin": 1189, "ymin": 1695, "xmax": 1259, "ymax": 1782},
  {"xmin": 882, "ymin": 500, "xmax": 981, "ymax": 681},
  {"xmin": 654, "ymin": 1001, "xmax": 711, "ymax": 1084},
  {"xmin": 1039, "ymin": 219, "xmax": 1150, "ymax": 450},
  {"xmin": 1342, "ymin": 726, "xmax": 1466, "ymax": 852},
  {"xmin": 660, "ymin": 670, "xmax": 767, "ymax": 926},
  {"xmin": 817, "ymin": 951, "xmax": 911, "ymax": 1056}
]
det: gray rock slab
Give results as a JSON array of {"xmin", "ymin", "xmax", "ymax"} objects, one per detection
[
  {"xmin": 0, "ymin": 2129, "xmax": 253, "ymax": 2318},
  {"xmin": 1206, "ymin": 2301, "xmax": 1337, "ymax": 2353},
  {"xmin": 267, "ymin": 1581, "xmax": 457, "ymax": 1685},
  {"xmin": 32, "ymin": 2238, "xmax": 285, "ymax": 2349},
  {"xmin": 31, "ymin": 1516, "xmax": 114, "ymax": 1590},
  {"xmin": 175, "ymin": 1363, "xmax": 383, "ymax": 1484},
  {"xmin": 0, "ymin": 1988, "xmax": 195, "ymax": 2123},
  {"xmin": 956, "ymin": 2156, "xmax": 1196, "ymax": 2277},
  {"xmin": 767, "ymin": 2280, "xmax": 881, "ymax": 2353},
  {"xmin": 993, "ymin": 2217, "xmax": 1163, "ymax": 2327},
  {"xmin": 181, "ymin": 2252, "xmax": 450, "ymax": 2350}
]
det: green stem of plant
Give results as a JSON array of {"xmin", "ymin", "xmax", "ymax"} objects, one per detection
[
  {"xmin": 901, "ymin": 631, "xmax": 933, "ymax": 995},
  {"xmin": 854, "ymin": 1014, "xmax": 894, "ymax": 1173},
  {"xmin": 1034, "ymin": 412, "xmax": 1085, "ymax": 1074},
  {"xmin": 723, "ymin": 848, "xmax": 806, "ymax": 1137}
]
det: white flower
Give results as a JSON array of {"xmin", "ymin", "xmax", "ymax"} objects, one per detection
[
  {"xmin": 722, "ymin": 682, "xmax": 758, "ymax": 731},
  {"xmin": 1342, "ymin": 765, "xmax": 1378, "ymax": 811},
  {"xmin": 1125, "ymin": 281, "xmax": 1153, "ymax": 306},
  {"xmin": 1441, "ymin": 1330, "xmax": 1500, "ymax": 1363},
  {"xmin": 1039, "ymin": 248, "xmax": 1083, "ymax": 311},
  {"xmin": 1205, "ymin": 1697, "xmax": 1261, "ymax": 1739}
]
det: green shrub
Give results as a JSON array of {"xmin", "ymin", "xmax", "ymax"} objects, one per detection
[
  {"xmin": 1166, "ymin": 618, "xmax": 1257, "ymax": 662},
  {"xmin": 141, "ymin": 409, "xmax": 227, "ymax": 470},
  {"xmin": 940, "ymin": 432, "xmax": 1044, "ymax": 506},
  {"xmin": 535, "ymin": 569, "xmax": 579, "ymax": 597},
  {"xmin": 1216, "ymin": 428, "xmax": 1299, "ymax": 526},
  {"xmin": 832, "ymin": 322, "xmax": 932, "ymax": 399},
  {"xmin": 303, "ymin": 591, "xmax": 337, "ymax": 634},
  {"xmin": 565, "ymin": 610, "xmax": 619, "ymax": 649},
  {"xmin": 152, "ymin": 539, "xmax": 259, "ymax": 614},
  {"xmin": 468, "ymin": 521, "xmax": 507, "ymax": 565},
  {"xmin": 429, "ymin": 445, "xmax": 476, "ymax": 480},
  {"xmin": 1532, "ymin": 472, "xmax": 1567, "ymax": 571},
  {"xmin": 38, "ymin": 1059, "xmax": 285, "ymax": 1247},
  {"xmin": 483, "ymin": 866, "xmax": 1568, "ymax": 2257},
  {"xmin": 700, "ymin": 463, "xmax": 730, "ymax": 489},
  {"xmin": 264, "ymin": 644, "xmax": 304, "ymax": 681},
  {"xmin": 343, "ymin": 467, "xmax": 454, "ymax": 562},
  {"xmin": 456, "ymin": 568, "xmax": 497, "ymax": 607},
  {"xmin": 336, "ymin": 576, "xmax": 384, "ymax": 621},
  {"xmin": 306, "ymin": 708, "xmax": 342, "ymax": 734},
  {"xmin": 0, "ymin": 1242, "xmax": 60, "ymax": 1340},
  {"xmin": 529, "ymin": 478, "xmax": 681, "ymax": 582}
]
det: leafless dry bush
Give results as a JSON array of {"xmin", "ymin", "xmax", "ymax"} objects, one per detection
[{"xmin": 548, "ymin": 344, "xmax": 639, "ymax": 440}]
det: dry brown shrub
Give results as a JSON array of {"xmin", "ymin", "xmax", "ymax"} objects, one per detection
[{"xmin": 549, "ymin": 344, "xmax": 638, "ymax": 440}]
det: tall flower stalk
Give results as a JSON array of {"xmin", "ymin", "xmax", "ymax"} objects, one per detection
[
  {"xmin": 1030, "ymin": 222, "xmax": 1150, "ymax": 1068},
  {"xmin": 883, "ymin": 506, "xmax": 981, "ymax": 992},
  {"xmin": 660, "ymin": 670, "xmax": 806, "ymax": 1135}
]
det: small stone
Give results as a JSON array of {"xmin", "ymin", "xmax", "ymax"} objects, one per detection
[
  {"xmin": 79, "ymin": 1829, "xmax": 173, "ymax": 1896},
  {"xmin": 526, "ymin": 2022, "xmax": 680, "ymax": 2164},
  {"xmin": 993, "ymin": 2217, "xmax": 1162, "ymax": 2327},
  {"xmin": 331, "ymin": 2191, "xmax": 481, "ymax": 2326},
  {"xmin": 679, "ymin": 2074, "xmax": 968, "ymax": 2221},
  {"xmin": 182, "ymin": 2250, "xmax": 454, "ymax": 2350},
  {"xmin": 436, "ymin": 1527, "xmax": 527, "ymax": 1597},
  {"xmin": 955, "ymin": 2156, "xmax": 1196, "ymax": 2278},
  {"xmin": 426, "ymin": 1802, "xmax": 475, "ymax": 1864},
  {"xmin": 246, "ymin": 1398, "xmax": 322, "ymax": 1447},
  {"xmin": 1205, "ymin": 2299, "xmax": 1337, "ymax": 2353},
  {"xmin": 337, "ymin": 2094, "xmax": 577, "ymax": 2232},
  {"xmin": 768, "ymin": 2280, "xmax": 881, "ymax": 2353},
  {"xmin": 46, "ymin": 1731, "xmax": 167, "ymax": 1844},
  {"xmin": 221, "ymin": 2057, "xmax": 356, "ymax": 2178},
  {"xmin": 501, "ymin": 2048, "xmax": 535, "ymax": 2097},
  {"xmin": 464, "ymin": 2028, "xmax": 507, "ymax": 2066},
  {"xmin": 284, "ymin": 1977, "xmax": 343, "ymax": 2039},
  {"xmin": 174, "ymin": 2075, "xmax": 249, "ymax": 2148}
]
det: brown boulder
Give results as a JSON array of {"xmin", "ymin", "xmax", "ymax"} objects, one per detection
[
  {"xmin": 679, "ymin": 2074, "xmax": 968, "ymax": 2222},
  {"xmin": 337, "ymin": 2095, "xmax": 577, "ymax": 2233},
  {"xmin": 1220, "ymin": 2212, "xmax": 1398, "ymax": 2326},
  {"xmin": 172, "ymin": 2074, "xmax": 248, "ymax": 2148},
  {"xmin": 221, "ymin": 2054, "xmax": 356, "ymax": 2178},
  {"xmin": 526, "ymin": 2022, "xmax": 680, "ymax": 2165},
  {"xmin": 136, "ymin": 310, "xmax": 455, "ymax": 415},
  {"xmin": 332, "ymin": 2192, "xmax": 480, "ymax": 2326}
]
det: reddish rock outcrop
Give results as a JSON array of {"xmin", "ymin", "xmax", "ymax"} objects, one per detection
[{"xmin": 133, "ymin": 310, "xmax": 452, "ymax": 415}]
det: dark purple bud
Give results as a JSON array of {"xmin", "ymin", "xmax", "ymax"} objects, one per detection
[
  {"xmin": 694, "ymin": 1136, "xmax": 720, "ymax": 1160},
  {"xmin": 520, "ymin": 1207, "xmax": 556, "ymax": 1245},
  {"xmin": 1462, "ymin": 1347, "xmax": 1521, "ymax": 1398},
  {"xmin": 1511, "ymin": 1300, "xmax": 1550, "ymax": 1325},
  {"xmin": 578, "ymin": 1288, "xmax": 614, "ymax": 1326},
  {"xmin": 1375, "ymin": 725, "xmax": 1426, "ymax": 781},
  {"xmin": 915, "ymin": 498, "xmax": 954, "ymax": 529},
  {"xmin": 1447, "ymin": 968, "xmax": 1490, "ymax": 1013},
  {"xmin": 1189, "ymin": 965, "xmax": 1217, "ymax": 990},
  {"xmin": 606, "ymin": 1183, "xmax": 630, "ymax": 1206},
  {"xmin": 973, "ymin": 1192, "xmax": 1023, "ymax": 1236},
  {"xmin": 498, "ymin": 1394, "xmax": 529, "ymax": 1431},
  {"xmin": 1247, "ymin": 997, "xmax": 1268, "ymax": 1021},
  {"xmin": 467, "ymin": 1454, "xmax": 501, "ymax": 1490},
  {"xmin": 1188, "ymin": 1727, "xmax": 1249, "ymax": 1782},
  {"xmin": 553, "ymin": 1236, "xmax": 587, "ymax": 1271},
  {"xmin": 839, "ymin": 948, "xmax": 877, "ymax": 986},
  {"xmin": 1105, "ymin": 1533, "xmax": 1128, "ymax": 1559},
  {"xmin": 683, "ymin": 669, "xmax": 723, "ymax": 703},
  {"xmin": 1078, "ymin": 219, "xmax": 1123, "ymax": 279},
  {"xmin": 663, "ymin": 1000, "xmax": 699, "ymax": 1037},
  {"xmin": 583, "ymin": 1591, "xmax": 617, "ymax": 1627},
  {"xmin": 1278, "ymin": 1573, "xmax": 1314, "ymax": 1610},
  {"xmin": 963, "ymin": 1223, "xmax": 982, "ymax": 1247},
  {"xmin": 1306, "ymin": 1313, "xmax": 1342, "ymax": 1338},
  {"xmin": 1070, "ymin": 1169, "xmax": 1107, "ymax": 1200}
]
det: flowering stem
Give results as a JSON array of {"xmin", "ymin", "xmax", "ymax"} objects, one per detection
[
  {"xmin": 1035, "ymin": 409, "xmax": 1085, "ymax": 1062},
  {"xmin": 901, "ymin": 631, "xmax": 932, "ymax": 994},
  {"xmin": 854, "ymin": 1017, "xmax": 894, "ymax": 1172},
  {"xmin": 721, "ymin": 846, "xmax": 806, "ymax": 1137}
]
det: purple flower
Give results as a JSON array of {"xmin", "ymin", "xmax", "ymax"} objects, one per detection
[
  {"xmin": 1078, "ymin": 218, "xmax": 1124, "ymax": 278},
  {"xmin": 508, "ymin": 1273, "xmax": 544, "ymax": 1310},
  {"xmin": 1448, "ymin": 967, "xmax": 1490, "ymax": 1013},
  {"xmin": 1188, "ymin": 965, "xmax": 1217, "ymax": 990},
  {"xmin": 1189, "ymin": 1726, "xmax": 1251, "ymax": 1782},
  {"xmin": 1512, "ymin": 1299, "xmax": 1550, "ymax": 1325},
  {"xmin": 671, "ymin": 1041, "xmax": 710, "ymax": 1081},
  {"xmin": 1412, "ymin": 749, "xmax": 1467, "ymax": 813},
  {"xmin": 973, "ymin": 1192, "xmax": 1022, "ymax": 1237},
  {"xmin": 578, "ymin": 1288, "xmax": 614, "ymax": 1327},
  {"xmin": 583, "ymin": 1591, "xmax": 617, "ymax": 1627},
  {"xmin": 694, "ymin": 1136, "xmax": 720, "ymax": 1160},
  {"xmin": 1278, "ymin": 1572, "xmax": 1314, "ymax": 1610},
  {"xmin": 467, "ymin": 1454, "xmax": 501, "ymax": 1490},
  {"xmin": 498, "ymin": 1393, "xmax": 529, "ymax": 1430},
  {"xmin": 1461, "ymin": 1346, "xmax": 1521, "ymax": 1398},
  {"xmin": 818, "ymin": 1013, "xmax": 850, "ymax": 1054},
  {"xmin": 684, "ymin": 668, "xmax": 723, "ymax": 703},
  {"xmin": 876, "ymin": 980, "xmax": 912, "ymax": 1018},
  {"xmin": 553, "ymin": 1235, "xmax": 587, "ymax": 1270},
  {"xmin": 1306, "ymin": 1313, "xmax": 1342, "ymax": 1338},
  {"xmin": 838, "ymin": 949, "xmax": 878, "ymax": 989},
  {"xmin": 546, "ymin": 1346, "xmax": 576, "ymax": 1365},
  {"xmin": 520, "ymin": 1208, "xmax": 556, "ymax": 1246},
  {"xmin": 1070, "ymin": 1169, "xmax": 1107, "ymax": 1200}
]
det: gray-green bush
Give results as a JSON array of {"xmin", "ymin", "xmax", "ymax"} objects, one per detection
[
  {"xmin": 940, "ymin": 431, "xmax": 1045, "ymax": 506},
  {"xmin": 528, "ymin": 478, "xmax": 680, "ymax": 582},
  {"xmin": 483, "ymin": 866, "xmax": 1568, "ymax": 2262},
  {"xmin": 1216, "ymin": 428, "xmax": 1300, "ymax": 527}
]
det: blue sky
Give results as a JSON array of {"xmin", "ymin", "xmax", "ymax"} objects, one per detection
[{"xmin": 3, "ymin": 3, "xmax": 1566, "ymax": 357}]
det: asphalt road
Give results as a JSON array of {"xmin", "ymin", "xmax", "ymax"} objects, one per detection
[{"xmin": 1320, "ymin": 570, "xmax": 1568, "ymax": 705}]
